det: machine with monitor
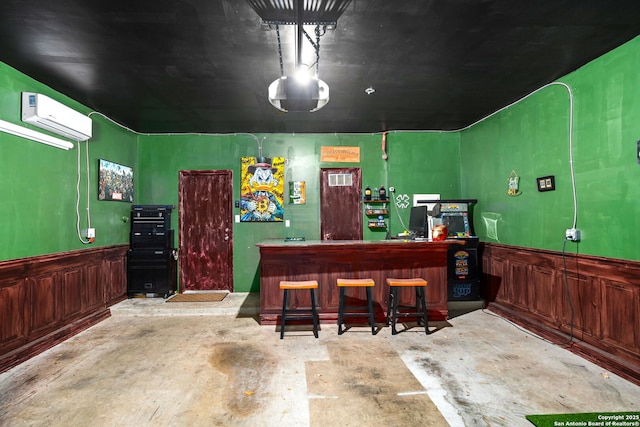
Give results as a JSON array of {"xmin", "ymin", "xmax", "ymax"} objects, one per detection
[
  {"xmin": 436, "ymin": 201, "xmax": 476, "ymax": 238},
  {"xmin": 411, "ymin": 198, "xmax": 481, "ymax": 301}
]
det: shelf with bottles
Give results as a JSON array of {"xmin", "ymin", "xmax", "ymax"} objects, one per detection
[
  {"xmin": 363, "ymin": 185, "xmax": 389, "ymax": 227},
  {"xmin": 363, "ymin": 185, "xmax": 389, "ymax": 204}
]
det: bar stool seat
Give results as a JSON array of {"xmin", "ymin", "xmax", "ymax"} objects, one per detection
[
  {"xmin": 385, "ymin": 278, "xmax": 429, "ymax": 335},
  {"xmin": 336, "ymin": 278, "xmax": 376, "ymax": 335},
  {"xmin": 279, "ymin": 280, "xmax": 319, "ymax": 339}
]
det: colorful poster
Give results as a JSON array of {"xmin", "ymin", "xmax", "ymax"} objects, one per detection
[
  {"xmin": 98, "ymin": 159, "xmax": 134, "ymax": 202},
  {"xmin": 240, "ymin": 156, "xmax": 285, "ymax": 222}
]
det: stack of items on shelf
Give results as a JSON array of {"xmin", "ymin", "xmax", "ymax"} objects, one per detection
[{"xmin": 364, "ymin": 185, "xmax": 389, "ymax": 230}]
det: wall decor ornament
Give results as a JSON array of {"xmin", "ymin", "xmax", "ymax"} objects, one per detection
[
  {"xmin": 507, "ymin": 170, "xmax": 521, "ymax": 196},
  {"xmin": 240, "ymin": 156, "xmax": 285, "ymax": 222},
  {"xmin": 289, "ymin": 181, "xmax": 306, "ymax": 204},
  {"xmin": 395, "ymin": 193, "xmax": 410, "ymax": 209}
]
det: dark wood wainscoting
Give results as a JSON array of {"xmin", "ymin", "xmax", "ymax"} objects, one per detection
[
  {"xmin": 482, "ymin": 243, "xmax": 640, "ymax": 385},
  {"xmin": 0, "ymin": 245, "xmax": 128, "ymax": 372}
]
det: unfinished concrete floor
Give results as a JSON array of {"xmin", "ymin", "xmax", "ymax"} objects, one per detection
[{"xmin": 1, "ymin": 293, "xmax": 639, "ymax": 427}]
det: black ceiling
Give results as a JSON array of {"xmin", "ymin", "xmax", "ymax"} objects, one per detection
[{"xmin": 1, "ymin": 0, "xmax": 640, "ymax": 134}]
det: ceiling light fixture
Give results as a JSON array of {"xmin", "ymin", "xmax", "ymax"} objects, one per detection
[
  {"xmin": 0, "ymin": 118, "xmax": 74, "ymax": 150},
  {"xmin": 247, "ymin": 0, "xmax": 352, "ymax": 113},
  {"xmin": 268, "ymin": 75, "xmax": 329, "ymax": 113}
]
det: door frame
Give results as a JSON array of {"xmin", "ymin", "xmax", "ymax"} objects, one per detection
[
  {"xmin": 178, "ymin": 169, "xmax": 233, "ymax": 291},
  {"xmin": 319, "ymin": 167, "xmax": 362, "ymax": 240}
]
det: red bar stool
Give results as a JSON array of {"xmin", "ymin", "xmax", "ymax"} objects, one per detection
[
  {"xmin": 385, "ymin": 278, "xmax": 429, "ymax": 335},
  {"xmin": 279, "ymin": 280, "xmax": 319, "ymax": 339},
  {"xmin": 336, "ymin": 278, "xmax": 376, "ymax": 335}
]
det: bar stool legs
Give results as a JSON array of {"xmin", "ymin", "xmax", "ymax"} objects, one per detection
[
  {"xmin": 279, "ymin": 280, "xmax": 319, "ymax": 339},
  {"xmin": 336, "ymin": 278, "xmax": 376, "ymax": 335},
  {"xmin": 386, "ymin": 278, "xmax": 429, "ymax": 335}
]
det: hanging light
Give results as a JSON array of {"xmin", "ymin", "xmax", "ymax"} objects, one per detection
[
  {"xmin": 266, "ymin": 20, "xmax": 330, "ymax": 112},
  {"xmin": 268, "ymin": 75, "xmax": 329, "ymax": 112},
  {"xmin": 247, "ymin": 0, "xmax": 350, "ymax": 113}
]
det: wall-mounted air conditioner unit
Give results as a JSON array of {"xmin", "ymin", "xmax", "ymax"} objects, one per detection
[{"xmin": 21, "ymin": 92, "xmax": 92, "ymax": 141}]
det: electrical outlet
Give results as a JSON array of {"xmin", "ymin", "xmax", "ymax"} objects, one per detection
[
  {"xmin": 87, "ymin": 228, "xmax": 96, "ymax": 238},
  {"xmin": 565, "ymin": 228, "xmax": 580, "ymax": 242}
]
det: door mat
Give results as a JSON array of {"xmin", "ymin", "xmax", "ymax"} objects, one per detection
[{"xmin": 167, "ymin": 292, "xmax": 227, "ymax": 302}]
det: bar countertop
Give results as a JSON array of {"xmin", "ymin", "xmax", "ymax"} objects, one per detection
[
  {"xmin": 256, "ymin": 238, "xmax": 460, "ymax": 324},
  {"xmin": 256, "ymin": 238, "xmax": 462, "ymax": 248}
]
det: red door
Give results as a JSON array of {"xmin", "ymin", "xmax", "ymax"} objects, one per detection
[
  {"xmin": 320, "ymin": 168, "xmax": 362, "ymax": 240},
  {"xmin": 178, "ymin": 170, "xmax": 233, "ymax": 291}
]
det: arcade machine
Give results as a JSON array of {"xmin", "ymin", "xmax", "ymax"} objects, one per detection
[{"xmin": 410, "ymin": 199, "xmax": 480, "ymax": 301}]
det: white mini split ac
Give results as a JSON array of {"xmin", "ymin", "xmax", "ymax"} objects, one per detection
[{"xmin": 21, "ymin": 92, "xmax": 92, "ymax": 141}]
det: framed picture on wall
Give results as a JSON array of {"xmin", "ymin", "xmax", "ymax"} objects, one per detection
[
  {"xmin": 98, "ymin": 159, "xmax": 134, "ymax": 202},
  {"xmin": 240, "ymin": 156, "xmax": 285, "ymax": 221}
]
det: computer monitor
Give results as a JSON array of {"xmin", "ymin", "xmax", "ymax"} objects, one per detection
[{"xmin": 408, "ymin": 205, "xmax": 428, "ymax": 237}]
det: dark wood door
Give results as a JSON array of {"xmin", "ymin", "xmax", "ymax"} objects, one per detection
[
  {"xmin": 178, "ymin": 170, "xmax": 233, "ymax": 291},
  {"xmin": 320, "ymin": 168, "xmax": 362, "ymax": 240}
]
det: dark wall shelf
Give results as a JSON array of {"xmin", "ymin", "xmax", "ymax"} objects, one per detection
[{"xmin": 364, "ymin": 199, "xmax": 389, "ymax": 229}]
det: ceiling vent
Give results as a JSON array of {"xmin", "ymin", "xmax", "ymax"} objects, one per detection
[{"xmin": 21, "ymin": 92, "xmax": 92, "ymax": 141}]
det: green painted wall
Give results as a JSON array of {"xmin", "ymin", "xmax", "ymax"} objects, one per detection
[
  {"xmin": 137, "ymin": 131, "xmax": 460, "ymax": 291},
  {"xmin": 460, "ymin": 36, "xmax": 640, "ymax": 260},
  {"xmin": 0, "ymin": 62, "xmax": 137, "ymax": 261},
  {"xmin": 3, "ymin": 34, "xmax": 638, "ymax": 290}
]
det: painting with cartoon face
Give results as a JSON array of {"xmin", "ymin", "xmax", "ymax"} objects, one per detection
[{"xmin": 240, "ymin": 156, "xmax": 285, "ymax": 222}]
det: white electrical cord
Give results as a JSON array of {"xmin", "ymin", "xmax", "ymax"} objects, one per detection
[
  {"xmin": 558, "ymin": 82, "xmax": 578, "ymax": 230},
  {"xmin": 391, "ymin": 192, "xmax": 410, "ymax": 232},
  {"xmin": 88, "ymin": 111, "xmax": 269, "ymax": 142},
  {"xmin": 75, "ymin": 139, "xmax": 92, "ymax": 244}
]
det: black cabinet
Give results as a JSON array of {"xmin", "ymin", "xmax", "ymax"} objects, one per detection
[
  {"xmin": 127, "ymin": 250, "xmax": 176, "ymax": 297},
  {"xmin": 127, "ymin": 205, "xmax": 176, "ymax": 298}
]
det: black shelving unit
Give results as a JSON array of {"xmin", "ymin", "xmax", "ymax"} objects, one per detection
[{"xmin": 127, "ymin": 205, "xmax": 177, "ymax": 298}]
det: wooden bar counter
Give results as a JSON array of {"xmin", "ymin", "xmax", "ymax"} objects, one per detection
[{"xmin": 256, "ymin": 239, "xmax": 459, "ymax": 325}]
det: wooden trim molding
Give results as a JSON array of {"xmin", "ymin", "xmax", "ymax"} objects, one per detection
[
  {"xmin": 482, "ymin": 243, "xmax": 640, "ymax": 386},
  {"xmin": 0, "ymin": 245, "xmax": 128, "ymax": 372}
]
